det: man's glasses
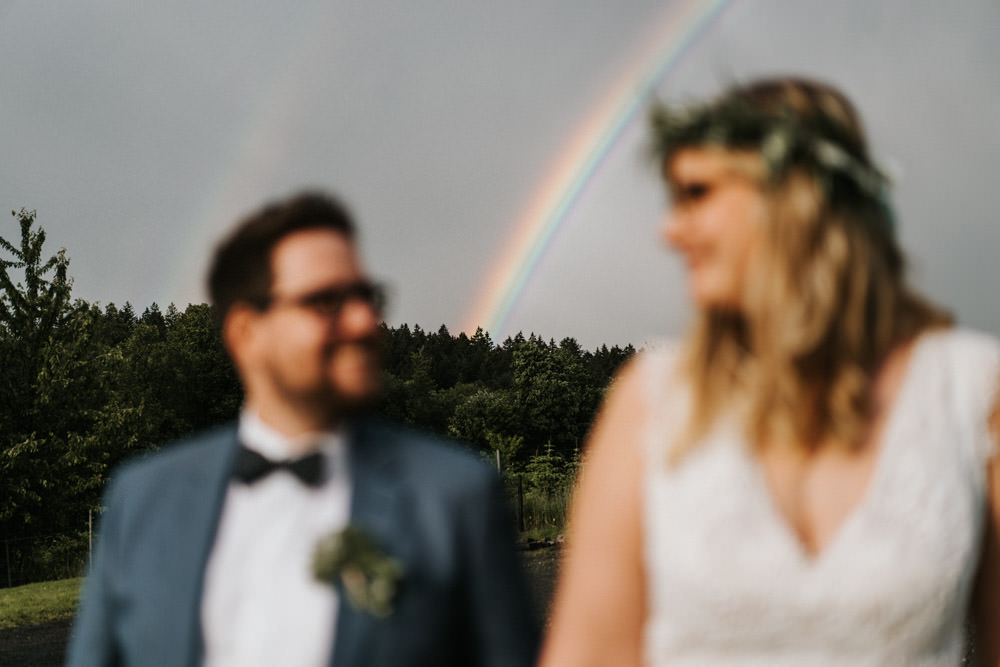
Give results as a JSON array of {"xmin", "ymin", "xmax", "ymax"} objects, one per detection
[{"xmin": 262, "ymin": 280, "xmax": 387, "ymax": 319}]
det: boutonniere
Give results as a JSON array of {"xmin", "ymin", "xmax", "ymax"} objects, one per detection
[{"xmin": 312, "ymin": 524, "xmax": 404, "ymax": 618}]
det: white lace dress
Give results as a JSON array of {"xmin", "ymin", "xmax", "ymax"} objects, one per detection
[{"xmin": 640, "ymin": 329, "xmax": 1000, "ymax": 667}]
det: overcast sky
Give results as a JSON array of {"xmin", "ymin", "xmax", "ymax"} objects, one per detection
[{"xmin": 2, "ymin": 0, "xmax": 997, "ymax": 349}]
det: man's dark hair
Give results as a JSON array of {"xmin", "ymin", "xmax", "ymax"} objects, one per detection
[{"xmin": 207, "ymin": 191, "xmax": 356, "ymax": 323}]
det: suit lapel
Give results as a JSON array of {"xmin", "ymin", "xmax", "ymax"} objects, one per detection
[
  {"xmin": 168, "ymin": 428, "xmax": 241, "ymax": 665},
  {"xmin": 331, "ymin": 420, "xmax": 410, "ymax": 667}
]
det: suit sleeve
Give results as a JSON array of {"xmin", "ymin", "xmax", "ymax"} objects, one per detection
[
  {"xmin": 460, "ymin": 469, "xmax": 541, "ymax": 667},
  {"xmin": 66, "ymin": 476, "xmax": 123, "ymax": 667}
]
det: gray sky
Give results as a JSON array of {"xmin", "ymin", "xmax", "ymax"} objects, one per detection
[{"xmin": 2, "ymin": 0, "xmax": 997, "ymax": 350}]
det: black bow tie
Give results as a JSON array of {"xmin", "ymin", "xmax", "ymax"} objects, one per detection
[{"xmin": 232, "ymin": 445, "xmax": 325, "ymax": 487}]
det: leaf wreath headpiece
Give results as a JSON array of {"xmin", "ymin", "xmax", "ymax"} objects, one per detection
[{"xmin": 649, "ymin": 96, "xmax": 895, "ymax": 234}]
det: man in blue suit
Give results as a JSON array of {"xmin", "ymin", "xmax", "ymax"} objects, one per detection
[{"xmin": 68, "ymin": 192, "xmax": 539, "ymax": 666}]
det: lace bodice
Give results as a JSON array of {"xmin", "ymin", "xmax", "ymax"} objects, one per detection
[{"xmin": 640, "ymin": 329, "xmax": 1000, "ymax": 667}]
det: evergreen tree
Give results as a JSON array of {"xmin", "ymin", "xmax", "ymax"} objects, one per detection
[
  {"xmin": 0, "ymin": 208, "xmax": 636, "ymax": 584},
  {"xmin": 0, "ymin": 209, "xmax": 92, "ymax": 582}
]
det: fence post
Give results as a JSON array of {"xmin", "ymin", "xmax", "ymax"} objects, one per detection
[
  {"xmin": 517, "ymin": 474, "xmax": 525, "ymax": 532},
  {"xmin": 4, "ymin": 538, "xmax": 11, "ymax": 588}
]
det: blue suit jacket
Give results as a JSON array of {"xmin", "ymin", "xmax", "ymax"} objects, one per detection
[{"xmin": 67, "ymin": 419, "xmax": 540, "ymax": 666}]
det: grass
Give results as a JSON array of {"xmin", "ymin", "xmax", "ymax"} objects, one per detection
[
  {"xmin": 0, "ymin": 555, "xmax": 565, "ymax": 638},
  {"xmin": 0, "ymin": 578, "xmax": 82, "ymax": 629},
  {"xmin": 519, "ymin": 488, "xmax": 569, "ymax": 535}
]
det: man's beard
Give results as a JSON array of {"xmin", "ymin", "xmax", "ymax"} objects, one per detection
[{"xmin": 287, "ymin": 338, "xmax": 383, "ymax": 425}]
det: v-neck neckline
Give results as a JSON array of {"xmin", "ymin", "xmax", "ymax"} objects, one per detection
[{"xmin": 745, "ymin": 332, "xmax": 933, "ymax": 565}]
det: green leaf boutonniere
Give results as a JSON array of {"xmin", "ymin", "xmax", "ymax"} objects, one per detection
[{"xmin": 312, "ymin": 525, "xmax": 404, "ymax": 618}]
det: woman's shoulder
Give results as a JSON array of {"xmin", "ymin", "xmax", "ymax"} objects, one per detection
[
  {"xmin": 916, "ymin": 326, "xmax": 1000, "ymax": 393},
  {"xmin": 911, "ymin": 327, "xmax": 1000, "ymax": 464},
  {"xmin": 624, "ymin": 338, "xmax": 686, "ymax": 394},
  {"xmin": 921, "ymin": 326, "xmax": 1000, "ymax": 356},
  {"xmin": 601, "ymin": 339, "xmax": 692, "ymax": 458},
  {"xmin": 636, "ymin": 337, "xmax": 685, "ymax": 359}
]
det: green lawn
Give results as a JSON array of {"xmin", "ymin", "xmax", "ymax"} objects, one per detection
[{"xmin": 0, "ymin": 578, "xmax": 82, "ymax": 629}]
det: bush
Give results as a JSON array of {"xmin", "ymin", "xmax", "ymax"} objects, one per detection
[
  {"xmin": 505, "ymin": 444, "xmax": 581, "ymax": 534},
  {"xmin": 2, "ymin": 532, "xmax": 88, "ymax": 588}
]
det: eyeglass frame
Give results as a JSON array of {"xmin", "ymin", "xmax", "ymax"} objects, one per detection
[{"xmin": 252, "ymin": 280, "xmax": 388, "ymax": 319}]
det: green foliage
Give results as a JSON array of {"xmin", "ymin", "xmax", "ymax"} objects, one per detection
[
  {"xmin": 524, "ymin": 443, "xmax": 566, "ymax": 494},
  {"xmin": 502, "ymin": 444, "xmax": 582, "ymax": 533},
  {"xmin": 0, "ymin": 207, "xmax": 634, "ymax": 585},
  {"xmin": 520, "ymin": 487, "xmax": 571, "ymax": 532},
  {"xmin": 486, "ymin": 431, "xmax": 523, "ymax": 468},
  {"xmin": 0, "ymin": 209, "xmax": 244, "ymax": 586},
  {"xmin": 448, "ymin": 388, "xmax": 518, "ymax": 451},
  {"xmin": 0, "ymin": 210, "xmax": 87, "ymax": 572},
  {"xmin": 373, "ymin": 324, "xmax": 630, "ymax": 532},
  {"xmin": 0, "ymin": 208, "xmax": 74, "ymax": 447},
  {"xmin": 378, "ymin": 324, "xmax": 630, "ymax": 458},
  {"xmin": 0, "ymin": 208, "xmax": 72, "ymax": 343}
]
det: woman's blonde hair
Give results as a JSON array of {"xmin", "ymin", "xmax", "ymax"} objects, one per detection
[{"xmin": 651, "ymin": 77, "xmax": 951, "ymax": 461}]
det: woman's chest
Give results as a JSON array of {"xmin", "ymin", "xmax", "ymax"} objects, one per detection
[{"xmin": 642, "ymin": 418, "xmax": 983, "ymax": 651}]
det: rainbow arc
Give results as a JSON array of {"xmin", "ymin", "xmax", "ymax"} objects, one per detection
[{"xmin": 462, "ymin": 0, "xmax": 734, "ymax": 341}]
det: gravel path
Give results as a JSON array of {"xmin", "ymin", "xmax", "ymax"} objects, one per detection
[{"xmin": 0, "ymin": 618, "xmax": 72, "ymax": 666}]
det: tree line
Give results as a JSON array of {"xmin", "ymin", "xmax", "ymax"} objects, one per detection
[{"xmin": 0, "ymin": 208, "xmax": 634, "ymax": 586}]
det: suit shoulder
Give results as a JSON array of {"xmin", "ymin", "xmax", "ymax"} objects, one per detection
[
  {"xmin": 107, "ymin": 423, "xmax": 237, "ymax": 491},
  {"xmin": 356, "ymin": 418, "xmax": 496, "ymax": 483}
]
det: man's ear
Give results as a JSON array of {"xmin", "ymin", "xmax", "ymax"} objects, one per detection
[{"xmin": 222, "ymin": 303, "xmax": 260, "ymax": 368}]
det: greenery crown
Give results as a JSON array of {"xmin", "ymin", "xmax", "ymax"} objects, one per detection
[{"xmin": 649, "ymin": 98, "xmax": 891, "ymax": 209}]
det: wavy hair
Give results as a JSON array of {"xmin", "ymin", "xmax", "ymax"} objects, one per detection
[{"xmin": 652, "ymin": 78, "xmax": 951, "ymax": 462}]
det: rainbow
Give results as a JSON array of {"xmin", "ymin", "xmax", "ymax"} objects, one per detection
[{"xmin": 462, "ymin": 0, "xmax": 734, "ymax": 341}]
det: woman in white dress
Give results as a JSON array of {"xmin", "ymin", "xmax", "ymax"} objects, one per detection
[{"xmin": 539, "ymin": 77, "xmax": 1000, "ymax": 666}]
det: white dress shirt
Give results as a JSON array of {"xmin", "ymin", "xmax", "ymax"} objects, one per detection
[{"xmin": 201, "ymin": 410, "xmax": 352, "ymax": 667}]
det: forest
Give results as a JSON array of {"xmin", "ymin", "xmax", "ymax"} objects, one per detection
[{"xmin": 0, "ymin": 208, "xmax": 635, "ymax": 587}]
